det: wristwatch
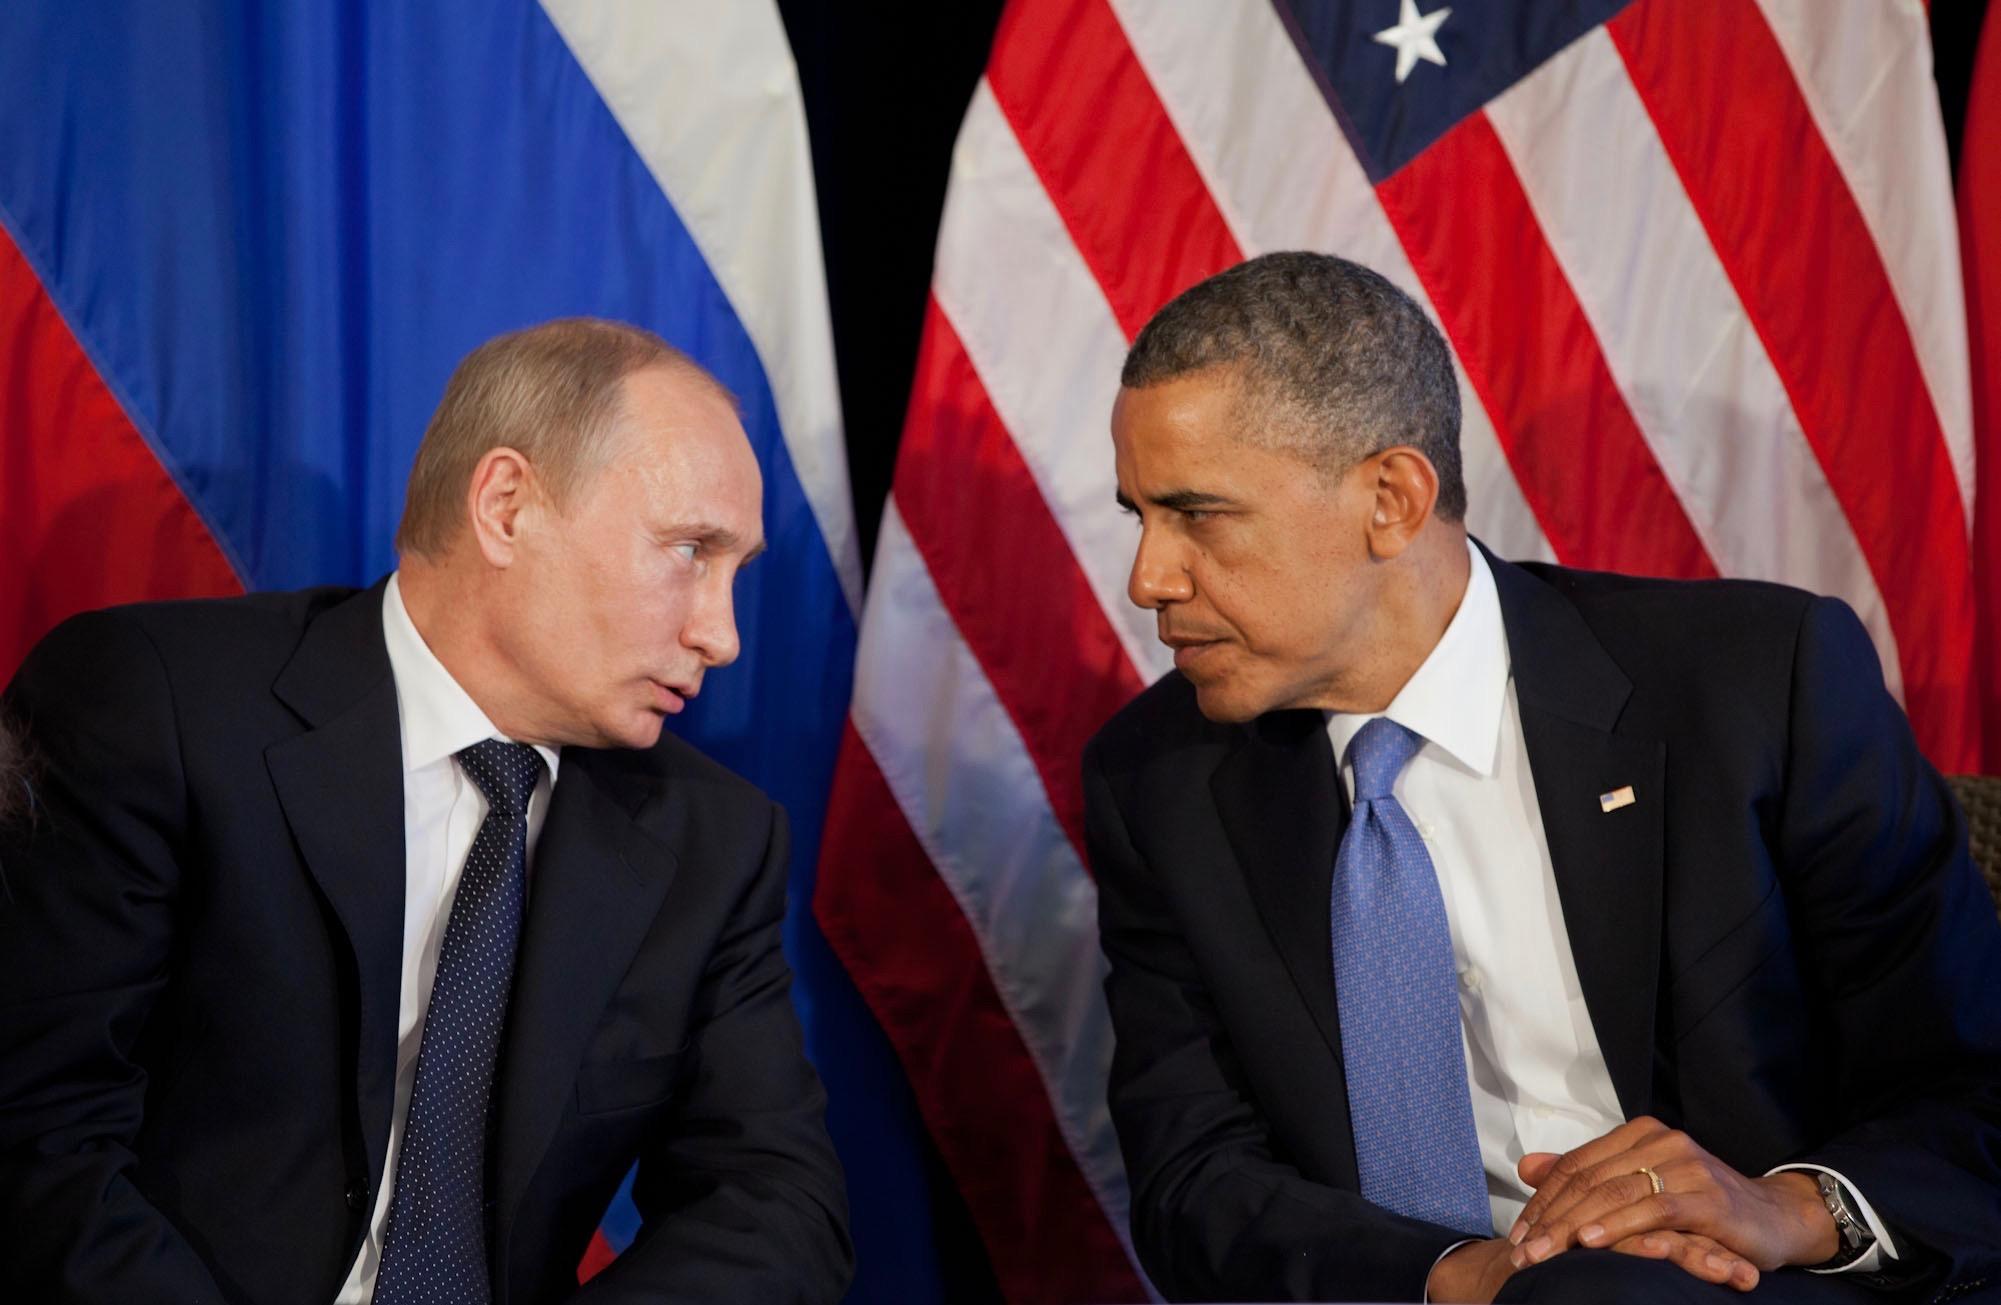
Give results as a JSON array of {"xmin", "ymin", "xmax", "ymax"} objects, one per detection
[{"xmin": 1811, "ymin": 1172, "xmax": 1876, "ymax": 1269}]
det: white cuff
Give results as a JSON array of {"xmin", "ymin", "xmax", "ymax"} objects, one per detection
[
  {"xmin": 1423, "ymin": 1239, "xmax": 1482, "ymax": 1302},
  {"xmin": 1766, "ymin": 1163, "xmax": 1899, "ymax": 1274}
]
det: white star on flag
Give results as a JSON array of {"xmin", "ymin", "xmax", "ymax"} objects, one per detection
[{"xmin": 1374, "ymin": 0, "xmax": 1452, "ymax": 83}]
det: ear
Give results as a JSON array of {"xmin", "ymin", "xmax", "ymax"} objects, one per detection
[
  {"xmin": 465, "ymin": 447, "xmax": 540, "ymax": 568},
  {"xmin": 1364, "ymin": 447, "xmax": 1440, "ymax": 561}
]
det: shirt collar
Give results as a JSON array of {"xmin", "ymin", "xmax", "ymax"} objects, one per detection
[
  {"xmin": 382, "ymin": 573, "xmax": 561, "ymax": 780},
  {"xmin": 1324, "ymin": 538, "xmax": 1510, "ymax": 778}
]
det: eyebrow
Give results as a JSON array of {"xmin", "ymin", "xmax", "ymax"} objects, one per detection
[{"xmin": 1114, "ymin": 488, "xmax": 1236, "ymax": 513}]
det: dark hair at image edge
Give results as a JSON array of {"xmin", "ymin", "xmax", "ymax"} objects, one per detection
[{"xmin": 1122, "ymin": 251, "xmax": 1467, "ymax": 521}]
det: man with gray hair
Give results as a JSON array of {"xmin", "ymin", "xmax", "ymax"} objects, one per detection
[
  {"xmin": 0, "ymin": 318, "xmax": 852, "ymax": 1303},
  {"xmin": 1087, "ymin": 252, "xmax": 2001, "ymax": 1302}
]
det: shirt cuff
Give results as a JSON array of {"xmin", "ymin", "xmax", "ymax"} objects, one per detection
[
  {"xmin": 1423, "ymin": 1239, "xmax": 1482, "ymax": 1302},
  {"xmin": 1766, "ymin": 1163, "xmax": 1899, "ymax": 1274}
]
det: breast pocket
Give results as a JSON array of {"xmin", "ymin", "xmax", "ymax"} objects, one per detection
[{"xmin": 575, "ymin": 1050, "xmax": 686, "ymax": 1117}]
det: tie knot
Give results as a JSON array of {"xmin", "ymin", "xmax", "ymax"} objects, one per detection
[
  {"xmin": 457, "ymin": 739, "xmax": 543, "ymax": 820},
  {"xmin": 1346, "ymin": 717, "xmax": 1423, "ymax": 801}
]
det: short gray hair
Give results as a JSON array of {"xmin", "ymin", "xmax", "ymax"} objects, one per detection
[
  {"xmin": 1122, "ymin": 251, "xmax": 1465, "ymax": 521},
  {"xmin": 396, "ymin": 318, "xmax": 732, "ymax": 558}
]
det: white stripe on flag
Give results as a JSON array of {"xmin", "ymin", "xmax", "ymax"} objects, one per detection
[
  {"xmin": 1484, "ymin": 27, "xmax": 1904, "ymax": 698},
  {"xmin": 932, "ymin": 80, "xmax": 1171, "ymax": 682},
  {"xmin": 1107, "ymin": 0, "xmax": 1555, "ymax": 565},
  {"xmin": 539, "ymin": 0, "xmax": 862, "ymax": 611},
  {"xmin": 852, "ymin": 504, "xmax": 1141, "ymax": 1273},
  {"xmin": 1754, "ymin": 0, "xmax": 1975, "ymax": 529}
]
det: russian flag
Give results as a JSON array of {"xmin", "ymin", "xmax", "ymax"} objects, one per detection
[{"xmin": 0, "ymin": 2, "xmax": 938, "ymax": 1297}]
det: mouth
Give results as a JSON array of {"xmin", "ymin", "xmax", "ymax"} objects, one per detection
[
  {"xmin": 1161, "ymin": 635, "xmax": 1226, "ymax": 672},
  {"xmin": 650, "ymin": 679, "xmax": 698, "ymax": 715}
]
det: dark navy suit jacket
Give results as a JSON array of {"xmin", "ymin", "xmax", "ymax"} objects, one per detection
[
  {"xmin": 0, "ymin": 582, "xmax": 852, "ymax": 1304},
  {"xmin": 1085, "ymin": 545, "xmax": 2001, "ymax": 1302}
]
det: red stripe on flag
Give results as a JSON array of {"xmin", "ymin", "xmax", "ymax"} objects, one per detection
[
  {"xmin": 1378, "ymin": 112, "xmax": 1720, "ymax": 581},
  {"xmin": 1608, "ymin": 0, "xmax": 1980, "ymax": 770},
  {"xmin": 896, "ymin": 298, "xmax": 1146, "ymax": 855},
  {"xmin": 813, "ymin": 722, "xmax": 1145, "ymax": 1304},
  {"xmin": 575, "ymin": 1229, "xmax": 618, "ymax": 1284},
  {"xmin": 1960, "ymin": 4, "xmax": 2001, "ymax": 774},
  {"xmin": 986, "ymin": 0, "xmax": 1243, "ymax": 338},
  {"xmin": 0, "ymin": 224, "xmax": 242, "ymax": 678}
]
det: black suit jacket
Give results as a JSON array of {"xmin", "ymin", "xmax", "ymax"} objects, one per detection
[
  {"xmin": 0, "ymin": 583, "xmax": 852, "ymax": 1304},
  {"xmin": 1084, "ymin": 546, "xmax": 2001, "ymax": 1302}
]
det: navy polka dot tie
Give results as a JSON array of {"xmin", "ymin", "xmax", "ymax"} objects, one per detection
[
  {"xmin": 373, "ymin": 739, "xmax": 544, "ymax": 1305},
  {"xmin": 1330, "ymin": 718, "xmax": 1490, "ymax": 1235}
]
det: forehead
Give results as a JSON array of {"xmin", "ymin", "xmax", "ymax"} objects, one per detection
[{"xmin": 1112, "ymin": 371, "xmax": 1247, "ymax": 469}]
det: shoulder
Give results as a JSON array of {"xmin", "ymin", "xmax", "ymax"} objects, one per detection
[
  {"xmin": 1087, "ymin": 670, "xmax": 1239, "ymax": 781},
  {"xmin": 571, "ymin": 727, "xmax": 779, "ymax": 826},
  {"xmin": 8, "ymin": 587, "xmax": 364, "ymax": 710},
  {"xmin": 1504, "ymin": 558, "xmax": 1842, "ymax": 688}
]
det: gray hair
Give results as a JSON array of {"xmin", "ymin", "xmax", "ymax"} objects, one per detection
[
  {"xmin": 1121, "ymin": 251, "xmax": 1466, "ymax": 521},
  {"xmin": 396, "ymin": 318, "xmax": 733, "ymax": 558}
]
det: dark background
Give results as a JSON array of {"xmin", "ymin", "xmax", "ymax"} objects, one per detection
[{"xmin": 770, "ymin": 2, "xmax": 1991, "ymax": 1296}]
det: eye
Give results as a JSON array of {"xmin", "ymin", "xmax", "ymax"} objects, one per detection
[
  {"xmin": 1179, "ymin": 508, "xmax": 1213, "ymax": 524},
  {"xmin": 670, "ymin": 542, "xmax": 699, "ymax": 562}
]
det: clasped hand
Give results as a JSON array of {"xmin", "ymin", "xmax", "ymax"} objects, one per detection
[{"xmin": 1427, "ymin": 1117, "xmax": 1839, "ymax": 1302}]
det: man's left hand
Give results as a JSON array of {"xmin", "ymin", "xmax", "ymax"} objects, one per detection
[{"xmin": 1504, "ymin": 1117, "xmax": 1839, "ymax": 1273}]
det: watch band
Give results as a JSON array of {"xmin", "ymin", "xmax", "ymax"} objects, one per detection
[{"xmin": 1811, "ymin": 1171, "xmax": 1875, "ymax": 1269}]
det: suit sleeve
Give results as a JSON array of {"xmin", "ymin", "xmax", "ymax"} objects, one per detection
[
  {"xmin": 0, "ymin": 611, "xmax": 231, "ymax": 1303},
  {"xmin": 570, "ymin": 801, "xmax": 853, "ymax": 1305},
  {"xmin": 1776, "ymin": 596, "xmax": 2001, "ymax": 1291},
  {"xmin": 1086, "ymin": 738, "xmax": 1468, "ymax": 1302}
]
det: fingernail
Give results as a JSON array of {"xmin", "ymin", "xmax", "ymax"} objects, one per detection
[
  {"xmin": 1507, "ymin": 1221, "xmax": 1527, "ymax": 1246},
  {"xmin": 1526, "ymin": 1236, "xmax": 1553, "ymax": 1263},
  {"xmin": 1707, "ymin": 1254, "xmax": 1731, "ymax": 1272},
  {"xmin": 1579, "ymin": 1223, "xmax": 1605, "ymax": 1246},
  {"xmin": 1644, "ymin": 1234, "xmax": 1669, "ymax": 1252},
  {"xmin": 1509, "ymin": 1248, "xmax": 1525, "ymax": 1269}
]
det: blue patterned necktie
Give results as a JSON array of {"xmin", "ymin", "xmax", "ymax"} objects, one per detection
[
  {"xmin": 374, "ymin": 739, "xmax": 544, "ymax": 1305},
  {"xmin": 1330, "ymin": 717, "xmax": 1490, "ymax": 1235}
]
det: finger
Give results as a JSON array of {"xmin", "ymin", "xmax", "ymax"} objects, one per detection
[
  {"xmin": 1513, "ymin": 1171, "xmax": 1670, "ymax": 1267},
  {"xmin": 1612, "ymin": 1232, "xmax": 1760, "ymax": 1293},
  {"xmin": 1517, "ymin": 1152, "xmax": 1560, "ymax": 1188},
  {"xmin": 1517, "ymin": 1131, "xmax": 1696, "ymax": 1249},
  {"xmin": 1509, "ymin": 1117, "xmax": 1670, "ymax": 1243}
]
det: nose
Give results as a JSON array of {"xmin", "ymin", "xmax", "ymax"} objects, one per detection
[
  {"xmin": 684, "ymin": 574, "xmax": 742, "ymax": 668},
  {"xmin": 1127, "ymin": 525, "xmax": 1192, "ymax": 610}
]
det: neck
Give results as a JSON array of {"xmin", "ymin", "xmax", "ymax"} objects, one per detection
[
  {"xmin": 1315, "ymin": 528, "xmax": 1471, "ymax": 715},
  {"xmin": 397, "ymin": 553, "xmax": 555, "ymax": 746}
]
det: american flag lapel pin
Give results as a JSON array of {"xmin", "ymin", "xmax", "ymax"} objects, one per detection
[{"xmin": 1599, "ymin": 785, "xmax": 1636, "ymax": 813}]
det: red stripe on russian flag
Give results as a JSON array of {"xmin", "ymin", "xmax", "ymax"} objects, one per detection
[
  {"xmin": 896, "ymin": 298, "xmax": 1147, "ymax": 855},
  {"xmin": 986, "ymin": 0, "xmax": 1243, "ymax": 338},
  {"xmin": 1609, "ymin": 0, "xmax": 1981, "ymax": 769},
  {"xmin": 1379, "ymin": 110, "xmax": 1720, "ymax": 582},
  {"xmin": 0, "ymin": 223, "xmax": 241, "ymax": 679},
  {"xmin": 813, "ymin": 722, "xmax": 1145, "ymax": 1304}
]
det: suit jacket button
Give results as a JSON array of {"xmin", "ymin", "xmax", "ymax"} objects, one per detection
[{"xmin": 346, "ymin": 1182, "xmax": 368, "ymax": 1211}]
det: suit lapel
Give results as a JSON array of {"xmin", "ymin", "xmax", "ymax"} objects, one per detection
[
  {"xmin": 494, "ymin": 753, "xmax": 678, "ymax": 1220},
  {"xmin": 1487, "ymin": 547, "xmax": 1665, "ymax": 1119},
  {"xmin": 264, "ymin": 580, "xmax": 406, "ymax": 1192},
  {"xmin": 1211, "ymin": 709, "xmax": 1350, "ymax": 1078}
]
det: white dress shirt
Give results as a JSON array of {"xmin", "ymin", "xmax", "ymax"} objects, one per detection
[
  {"xmin": 334, "ymin": 575, "xmax": 560, "ymax": 1304},
  {"xmin": 1332, "ymin": 542, "xmax": 1893, "ymax": 1277}
]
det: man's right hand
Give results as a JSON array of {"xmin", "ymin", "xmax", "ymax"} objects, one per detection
[{"xmin": 1425, "ymin": 1229, "xmax": 1762, "ymax": 1302}]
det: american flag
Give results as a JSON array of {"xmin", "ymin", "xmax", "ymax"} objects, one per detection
[{"xmin": 813, "ymin": 1, "xmax": 1993, "ymax": 1300}]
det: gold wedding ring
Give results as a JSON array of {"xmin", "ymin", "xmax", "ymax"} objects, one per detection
[{"xmin": 1637, "ymin": 1165, "xmax": 1666, "ymax": 1195}]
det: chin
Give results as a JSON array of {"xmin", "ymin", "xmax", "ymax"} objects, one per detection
[
  {"xmin": 603, "ymin": 713, "xmax": 669, "ymax": 752},
  {"xmin": 1190, "ymin": 679, "xmax": 1266, "ymax": 724}
]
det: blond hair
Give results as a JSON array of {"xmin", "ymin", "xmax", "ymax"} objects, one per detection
[{"xmin": 395, "ymin": 318, "xmax": 723, "ymax": 557}]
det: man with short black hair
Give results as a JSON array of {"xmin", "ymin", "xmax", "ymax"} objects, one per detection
[
  {"xmin": 1089, "ymin": 252, "xmax": 2001, "ymax": 1302},
  {"xmin": 0, "ymin": 318, "xmax": 852, "ymax": 1304}
]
